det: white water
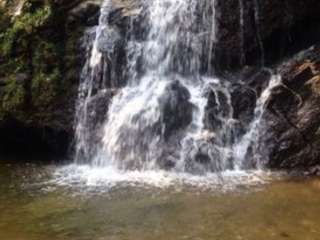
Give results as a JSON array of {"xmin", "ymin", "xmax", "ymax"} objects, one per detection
[
  {"xmin": 234, "ymin": 74, "xmax": 281, "ymax": 169},
  {"xmin": 84, "ymin": 0, "xmax": 221, "ymax": 171},
  {"xmin": 70, "ymin": 0, "xmax": 281, "ymax": 187},
  {"xmin": 13, "ymin": 0, "xmax": 25, "ymax": 17},
  {"xmin": 253, "ymin": 0, "xmax": 265, "ymax": 66},
  {"xmin": 239, "ymin": 0, "xmax": 245, "ymax": 65},
  {"xmin": 54, "ymin": 164, "xmax": 281, "ymax": 191}
]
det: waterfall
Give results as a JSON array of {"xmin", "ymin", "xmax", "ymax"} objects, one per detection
[
  {"xmin": 253, "ymin": 0, "xmax": 265, "ymax": 66},
  {"xmin": 74, "ymin": 0, "xmax": 280, "ymax": 175},
  {"xmin": 239, "ymin": 0, "xmax": 245, "ymax": 65},
  {"xmin": 233, "ymin": 74, "xmax": 281, "ymax": 169}
]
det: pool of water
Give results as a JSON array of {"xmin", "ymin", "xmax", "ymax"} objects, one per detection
[{"xmin": 1, "ymin": 160, "xmax": 320, "ymax": 240}]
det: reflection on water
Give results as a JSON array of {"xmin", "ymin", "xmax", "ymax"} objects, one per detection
[{"xmin": 1, "ymin": 161, "xmax": 320, "ymax": 240}]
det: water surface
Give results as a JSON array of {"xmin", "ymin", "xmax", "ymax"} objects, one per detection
[{"xmin": 1, "ymin": 160, "xmax": 320, "ymax": 240}]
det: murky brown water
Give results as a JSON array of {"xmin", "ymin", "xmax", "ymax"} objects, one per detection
[{"xmin": 1, "ymin": 160, "xmax": 320, "ymax": 240}]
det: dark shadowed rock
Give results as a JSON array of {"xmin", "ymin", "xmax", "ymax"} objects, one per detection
[
  {"xmin": 204, "ymin": 82, "xmax": 233, "ymax": 132},
  {"xmin": 263, "ymin": 46, "xmax": 320, "ymax": 169},
  {"xmin": 158, "ymin": 80, "xmax": 193, "ymax": 140},
  {"xmin": 231, "ymin": 84, "xmax": 256, "ymax": 127},
  {"xmin": 215, "ymin": 0, "xmax": 320, "ymax": 70}
]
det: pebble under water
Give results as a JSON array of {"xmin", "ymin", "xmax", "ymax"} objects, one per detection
[{"xmin": 1, "ymin": 160, "xmax": 320, "ymax": 240}]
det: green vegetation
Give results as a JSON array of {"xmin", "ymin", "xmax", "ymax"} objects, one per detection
[{"xmin": 0, "ymin": 0, "xmax": 79, "ymax": 127}]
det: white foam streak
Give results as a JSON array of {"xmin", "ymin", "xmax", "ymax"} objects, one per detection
[
  {"xmin": 96, "ymin": 75, "xmax": 168, "ymax": 168},
  {"xmin": 53, "ymin": 164, "xmax": 279, "ymax": 191},
  {"xmin": 234, "ymin": 74, "xmax": 281, "ymax": 169}
]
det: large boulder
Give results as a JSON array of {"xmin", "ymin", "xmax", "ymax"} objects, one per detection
[
  {"xmin": 262, "ymin": 46, "xmax": 320, "ymax": 169},
  {"xmin": 158, "ymin": 80, "xmax": 193, "ymax": 140}
]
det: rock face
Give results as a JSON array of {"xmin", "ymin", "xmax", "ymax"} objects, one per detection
[
  {"xmin": 0, "ymin": 0, "xmax": 320, "ymax": 171},
  {"xmin": 263, "ymin": 46, "xmax": 320, "ymax": 169},
  {"xmin": 159, "ymin": 80, "xmax": 193, "ymax": 140},
  {"xmin": 0, "ymin": 0, "xmax": 102, "ymax": 156},
  {"xmin": 215, "ymin": 0, "xmax": 320, "ymax": 70}
]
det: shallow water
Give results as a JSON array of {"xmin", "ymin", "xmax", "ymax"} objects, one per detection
[{"xmin": 1, "ymin": 160, "xmax": 320, "ymax": 240}]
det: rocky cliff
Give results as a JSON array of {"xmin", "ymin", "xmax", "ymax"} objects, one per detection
[
  {"xmin": 0, "ymin": 0, "xmax": 320, "ymax": 169},
  {"xmin": 0, "ymin": 0, "xmax": 102, "ymax": 156},
  {"xmin": 265, "ymin": 46, "xmax": 320, "ymax": 170},
  {"xmin": 215, "ymin": 0, "xmax": 320, "ymax": 70}
]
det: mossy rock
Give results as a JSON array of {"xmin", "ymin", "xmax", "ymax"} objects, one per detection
[{"xmin": 0, "ymin": 0, "xmax": 101, "ymax": 155}]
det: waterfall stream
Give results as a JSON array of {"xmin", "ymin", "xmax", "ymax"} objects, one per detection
[
  {"xmin": 239, "ymin": 0, "xmax": 245, "ymax": 65},
  {"xmin": 74, "ymin": 0, "xmax": 280, "ymax": 176},
  {"xmin": 253, "ymin": 0, "xmax": 265, "ymax": 66}
]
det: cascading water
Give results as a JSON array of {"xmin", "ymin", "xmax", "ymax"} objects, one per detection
[
  {"xmin": 238, "ymin": 0, "xmax": 245, "ymax": 65},
  {"xmin": 253, "ymin": 0, "xmax": 265, "ymax": 66},
  {"xmin": 73, "ymin": 0, "xmax": 281, "ymax": 177},
  {"xmin": 233, "ymin": 74, "xmax": 281, "ymax": 169}
]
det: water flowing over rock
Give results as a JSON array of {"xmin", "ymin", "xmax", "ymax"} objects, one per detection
[
  {"xmin": 74, "ymin": 0, "xmax": 281, "ymax": 174},
  {"xmin": 1, "ymin": 0, "xmax": 320, "ymax": 171},
  {"xmin": 215, "ymin": 0, "xmax": 320, "ymax": 69},
  {"xmin": 264, "ymin": 46, "xmax": 320, "ymax": 169}
]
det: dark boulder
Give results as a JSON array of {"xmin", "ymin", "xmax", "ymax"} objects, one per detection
[
  {"xmin": 204, "ymin": 84, "xmax": 232, "ymax": 132},
  {"xmin": 158, "ymin": 80, "xmax": 193, "ymax": 140},
  {"xmin": 263, "ymin": 46, "xmax": 320, "ymax": 169},
  {"xmin": 231, "ymin": 84, "xmax": 256, "ymax": 127}
]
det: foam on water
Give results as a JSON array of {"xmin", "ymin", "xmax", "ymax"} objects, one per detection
[{"xmin": 53, "ymin": 164, "xmax": 281, "ymax": 192}]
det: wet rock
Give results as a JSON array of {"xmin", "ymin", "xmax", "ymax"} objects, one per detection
[
  {"xmin": 66, "ymin": 1, "xmax": 102, "ymax": 26},
  {"xmin": 75, "ymin": 89, "xmax": 115, "ymax": 162},
  {"xmin": 158, "ymin": 80, "xmax": 193, "ymax": 140},
  {"xmin": 215, "ymin": 0, "xmax": 320, "ymax": 70},
  {"xmin": 245, "ymin": 67, "xmax": 272, "ymax": 94},
  {"xmin": 204, "ymin": 83, "xmax": 233, "ymax": 132},
  {"xmin": 183, "ymin": 134, "xmax": 232, "ymax": 175},
  {"xmin": 1, "ymin": 0, "xmax": 320, "ymax": 166},
  {"xmin": 85, "ymin": 89, "xmax": 115, "ymax": 129},
  {"xmin": 309, "ymin": 166, "xmax": 320, "ymax": 176},
  {"xmin": 96, "ymin": 27, "xmax": 121, "ymax": 54},
  {"xmin": 231, "ymin": 84, "xmax": 256, "ymax": 126},
  {"xmin": 263, "ymin": 45, "xmax": 320, "ymax": 169}
]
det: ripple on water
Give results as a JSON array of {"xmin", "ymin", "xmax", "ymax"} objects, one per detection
[
  {"xmin": 2, "ymin": 161, "xmax": 320, "ymax": 240},
  {"xmin": 49, "ymin": 164, "xmax": 285, "ymax": 194}
]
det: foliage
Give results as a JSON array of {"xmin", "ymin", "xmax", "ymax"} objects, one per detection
[
  {"xmin": 0, "ymin": 0, "xmax": 85, "ymax": 130},
  {"xmin": 2, "ymin": 76, "xmax": 25, "ymax": 112},
  {"xmin": 0, "ymin": 0, "xmax": 66, "ymax": 123}
]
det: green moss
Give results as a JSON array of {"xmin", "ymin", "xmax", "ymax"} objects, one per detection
[
  {"xmin": 31, "ymin": 69, "xmax": 60, "ymax": 106},
  {"xmin": 0, "ymin": 0, "xmax": 84, "ymax": 128},
  {"xmin": 0, "ymin": 7, "xmax": 12, "ymax": 61},
  {"xmin": 2, "ymin": 76, "xmax": 26, "ymax": 112}
]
